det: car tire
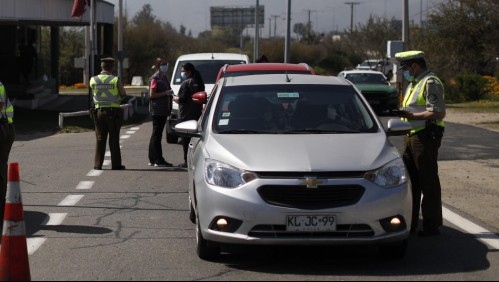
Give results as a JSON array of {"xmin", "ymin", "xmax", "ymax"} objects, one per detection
[
  {"xmin": 379, "ymin": 239, "xmax": 408, "ymax": 259},
  {"xmin": 166, "ymin": 132, "xmax": 178, "ymax": 144},
  {"xmin": 196, "ymin": 218, "xmax": 220, "ymax": 261}
]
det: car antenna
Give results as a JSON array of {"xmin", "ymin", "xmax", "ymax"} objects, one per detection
[{"xmin": 285, "ymin": 63, "xmax": 291, "ymax": 82}]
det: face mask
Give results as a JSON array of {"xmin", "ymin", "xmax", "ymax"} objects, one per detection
[
  {"xmin": 403, "ymin": 71, "xmax": 414, "ymax": 82},
  {"xmin": 403, "ymin": 64, "xmax": 415, "ymax": 82},
  {"xmin": 159, "ymin": 64, "xmax": 168, "ymax": 73},
  {"xmin": 180, "ymin": 72, "xmax": 187, "ymax": 80}
]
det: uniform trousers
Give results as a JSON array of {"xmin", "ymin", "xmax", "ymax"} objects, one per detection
[
  {"xmin": 94, "ymin": 108, "xmax": 123, "ymax": 169},
  {"xmin": 148, "ymin": 115, "xmax": 168, "ymax": 164},
  {"xmin": 403, "ymin": 129, "xmax": 443, "ymax": 232},
  {"xmin": 0, "ymin": 123, "xmax": 15, "ymax": 237}
]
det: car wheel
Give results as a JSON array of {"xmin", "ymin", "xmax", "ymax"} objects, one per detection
[
  {"xmin": 166, "ymin": 132, "xmax": 178, "ymax": 144},
  {"xmin": 196, "ymin": 218, "xmax": 220, "ymax": 260},
  {"xmin": 189, "ymin": 197, "xmax": 196, "ymax": 224},
  {"xmin": 379, "ymin": 239, "xmax": 408, "ymax": 259}
]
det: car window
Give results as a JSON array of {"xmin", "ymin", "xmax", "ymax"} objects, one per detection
[
  {"xmin": 222, "ymin": 70, "xmax": 312, "ymax": 79},
  {"xmin": 345, "ymin": 73, "xmax": 388, "ymax": 85},
  {"xmin": 212, "ymin": 84, "xmax": 377, "ymax": 134},
  {"xmin": 173, "ymin": 60, "xmax": 247, "ymax": 85}
]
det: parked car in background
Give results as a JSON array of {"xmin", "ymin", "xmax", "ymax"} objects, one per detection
[
  {"xmin": 216, "ymin": 63, "xmax": 315, "ymax": 82},
  {"xmin": 338, "ymin": 70, "xmax": 399, "ymax": 115},
  {"xmin": 175, "ymin": 73, "xmax": 413, "ymax": 260},
  {"xmin": 356, "ymin": 59, "xmax": 393, "ymax": 79},
  {"xmin": 167, "ymin": 53, "xmax": 250, "ymax": 143}
]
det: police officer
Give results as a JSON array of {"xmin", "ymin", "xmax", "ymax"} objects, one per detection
[
  {"xmin": 395, "ymin": 50, "xmax": 446, "ymax": 237},
  {"xmin": 0, "ymin": 81, "xmax": 15, "ymax": 235},
  {"xmin": 90, "ymin": 57, "xmax": 127, "ymax": 170}
]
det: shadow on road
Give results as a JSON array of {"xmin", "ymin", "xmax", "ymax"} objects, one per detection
[
  {"xmin": 219, "ymin": 226, "xmax": 490, "ymax": 276},
  {"xmin": 25, "ymin": 211, "xmax": 113, "ymax": 237}
]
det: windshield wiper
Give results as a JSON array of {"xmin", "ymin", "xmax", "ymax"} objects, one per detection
[
  {"xmin": 283, "ymin": 129, "xmax": 362, "ymax": 134},
  {"xmin": 218, "ymin": 129, "xmax": 272, "ymax": 134}
]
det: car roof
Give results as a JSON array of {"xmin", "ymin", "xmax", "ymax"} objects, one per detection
[
  {"xmin": 340, "ymin": 70, "xmax": 385, "ymax": 75},
  {"xmin": 176, "ymin": 53, "xmax": 249, "ymax": 61},
  {"xmin": 224, "ymin": 63, "xmax": 313, "ymax": 73},
  {"xmin": 222, "ymin": 74, "xmax": 350, "ymax": 87}
]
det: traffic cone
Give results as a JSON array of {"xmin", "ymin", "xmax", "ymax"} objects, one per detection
[{"xmin": 0, "ymin": 163, "xmax": 31, "ymax": 281}]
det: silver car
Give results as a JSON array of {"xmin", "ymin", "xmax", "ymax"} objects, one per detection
[{"xmin": 175, "ymin": 74, "xmax": 412, "ymax": 260}]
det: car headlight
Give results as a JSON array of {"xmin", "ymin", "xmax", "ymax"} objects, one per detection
[
  {"xmin": 205, "ymin": 159, "xmax": 258, "ymax": 188},
  {"xmin": 364, "ymin": 158, "xmax": 408, "ymax": 188}
]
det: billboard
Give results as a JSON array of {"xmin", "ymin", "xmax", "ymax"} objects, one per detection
[{"xmin": 210, "ymin": 6, "xmax": 265, "ymax": 28}]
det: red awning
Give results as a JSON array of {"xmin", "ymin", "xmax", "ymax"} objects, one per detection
[{"xmin": 71, "ymin": 0, "xmax": 89, "ymax": 18}]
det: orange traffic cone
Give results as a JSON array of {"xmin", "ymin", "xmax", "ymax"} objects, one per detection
[{"xmin": 0, "ymin": 163, "xmax": 31, "ymax": 281}]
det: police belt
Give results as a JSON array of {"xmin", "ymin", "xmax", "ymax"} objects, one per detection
[
  {"xmin": 407, "ymin": 126, "xmax": 445, "ymax": 137},
  {"xmin": 96, "ymin": 107, "xmax": 120, "ymax": 112}
]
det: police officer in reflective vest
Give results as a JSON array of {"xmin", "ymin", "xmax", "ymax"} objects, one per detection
[
  {"xmin": 395, "ymin": 50, "xmax": 446, "ymax": 237},
  {"xmin": 0, "ymin": 81, "xmax": 15, "ymax": 235},
  {"xmin": 90, "ymin": 57, "xmax": 127, "ymax": 170}
]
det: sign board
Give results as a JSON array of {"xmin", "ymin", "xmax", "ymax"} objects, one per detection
[
  {"xmin": 211, "ymin": 6, "xmax": 264, "ymax": 28},
  {"xmin": 387, "ymin": 40, "xmax": 404, "ymax": 58},
  {"xmin": 74, "ymin": 57, "xmax": 86, "ymax": 69}
]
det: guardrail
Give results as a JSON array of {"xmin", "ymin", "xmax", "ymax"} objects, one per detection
[{"xmin": 58, "ymin": 97, "xmax": 138, "ymax": 129}]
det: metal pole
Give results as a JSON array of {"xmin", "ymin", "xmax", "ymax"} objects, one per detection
[
  {"xmin": 254, "ymin": 0, "xmax": 259, "ymax": 62},
  {"xmin": 284, "ymin": 0, "xmax": 291, "ymax": 63},
  {"xmin": 118, "ymin": 0, "xmax": 124, "ymax": 80},
  {"xmin": 89, "ymin": 0, "xmax": 95, "ymax": 109},
  {"xmin": 402, "ymin": 0, "xmax": 409, "ymax": 49}
]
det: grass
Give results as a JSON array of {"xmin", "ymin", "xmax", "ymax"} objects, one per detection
[{"xmin": 447, "ymin": 101, "xmax": 499, "ymax": 113}]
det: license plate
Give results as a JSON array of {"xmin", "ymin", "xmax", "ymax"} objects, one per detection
[{"xmin": 286, "ymin": 215, "xmax": 337, "ymax": 232}]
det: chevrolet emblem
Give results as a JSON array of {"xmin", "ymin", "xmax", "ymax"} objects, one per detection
[{"xmin": 300, "ymin": 177, "xmax": 323, "ymax": 188}]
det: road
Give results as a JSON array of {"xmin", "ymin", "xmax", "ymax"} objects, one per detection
[{"xmin": 5, "ymin": 113, "xmax": 499, "ymax": 280}]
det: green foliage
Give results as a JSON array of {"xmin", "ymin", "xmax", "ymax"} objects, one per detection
[
  {"xmin": 316, "ymin": 54, "xmax": 350, "ymax": 75},
  {"xmin": 446, "ymin": 73, "xmax": 488, "ymax": 103}
]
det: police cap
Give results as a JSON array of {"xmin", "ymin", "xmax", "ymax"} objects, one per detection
[
  {"xmin": 395, "ymin": 50, "xmax": 425, "ymax": 70},
  {"xmin": 101, "ymin": 57, "xmax": 115, "ymax": 68}
]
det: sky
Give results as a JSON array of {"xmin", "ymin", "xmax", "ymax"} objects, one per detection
[{"xmin": 104, "ymin": 0, "xmax": 444, "ymax": 38}]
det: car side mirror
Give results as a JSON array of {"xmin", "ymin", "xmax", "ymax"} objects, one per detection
[
  {"xmin": 192, "ymin": 91, "xmax": 207, "ymax": 104},
  {"xmin": 386, "ymin": 119, "xmax": 412, "ymax": 136}
]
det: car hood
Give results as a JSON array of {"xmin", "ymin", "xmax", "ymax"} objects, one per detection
[
  {"xmin": 355, "ymin": 84, "xmax": 397, "ymax": 93},
  {"xmin": 203, "ymin": 133, "xmax": 400, "ymax": 172}
]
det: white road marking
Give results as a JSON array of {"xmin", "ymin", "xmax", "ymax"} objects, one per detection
[
  {"xmin": 105, "ymin": 151, "xmax": 111, "ymax": 157},
  {"xmin": 103, "ymin": 160, "xmax": 111, "ymax": 166},
  {"xmin": 76, "ymin": 181, "xmax": 94, "ymax": 190},
  {"xmin": 120, "ymin": 135, "xmax": 130, "ymax": 139},
  {"xmin": 126, "ymin": 131, "xmax": 135, "ymax": 134},
  {"xmin": 443, "ymin": 206, "xmax": 499, "ymax": 250},
  {"xmin": 27, "ymin": 238, "xmax": 47, "ymax": 255},
  {"xmin": 87, "ymin": 169, "xmax": 103, "ymax": 177},
  {"xmin": 42, "ymin": 213, "xmax": 68, "ymax": 226},
  {"xmin": 131, "ymin": 127, "xmax": 140, "ymax": 130},
  {"xmin": 58, "ymin": 195, "xmax": 84, "ymax": 206}
]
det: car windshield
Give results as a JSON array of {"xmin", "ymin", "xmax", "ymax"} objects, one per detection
[
  {"xmin": 212, "ymin": 84, "xmax": 378, "ymax": 134},
  {"xmin": 345, "ymin": 73, "xmax": 388, "ymax": 85},
  {"xmin": 173, "ymin": 60, "xmax": 246, "ymax": 85}
]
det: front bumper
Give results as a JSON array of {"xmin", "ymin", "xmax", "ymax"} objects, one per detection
[{"xmin": 193, "ymin": 173, "xmax": 412, "ymax": 246}]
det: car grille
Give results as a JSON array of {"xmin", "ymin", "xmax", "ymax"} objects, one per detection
[
  {"xmin": 257, "ymin": 185, "xmax": 365, "ymax": 210},
  {"xmin": 248, "ymin": 224, "xmax": 374, "ymax": 238}
]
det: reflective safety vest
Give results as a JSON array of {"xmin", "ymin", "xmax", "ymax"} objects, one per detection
[
  {"xmin": 402, "ymin": 73, "xmax": 445, "ymax": 135},
  {"xmin": 90, "ymin": 74, "xmax": 121, "ymax": 108},
  {"xmin": 0, "ymin": 82, "xmax": 14, "ymax": 124}
]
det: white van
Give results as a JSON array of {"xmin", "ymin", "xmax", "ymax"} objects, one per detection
[{"xmin": 167, "ymin": 53, "xmax": 249, "ymax": 143}]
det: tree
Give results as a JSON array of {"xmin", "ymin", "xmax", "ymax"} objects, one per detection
[
  {"xmin": 343, "ymin": 16, "xmax": 401, "ymax": 64},
  {"xmin": 412, "ymin": 0, "xmax": 499, "ymax": 80}
]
